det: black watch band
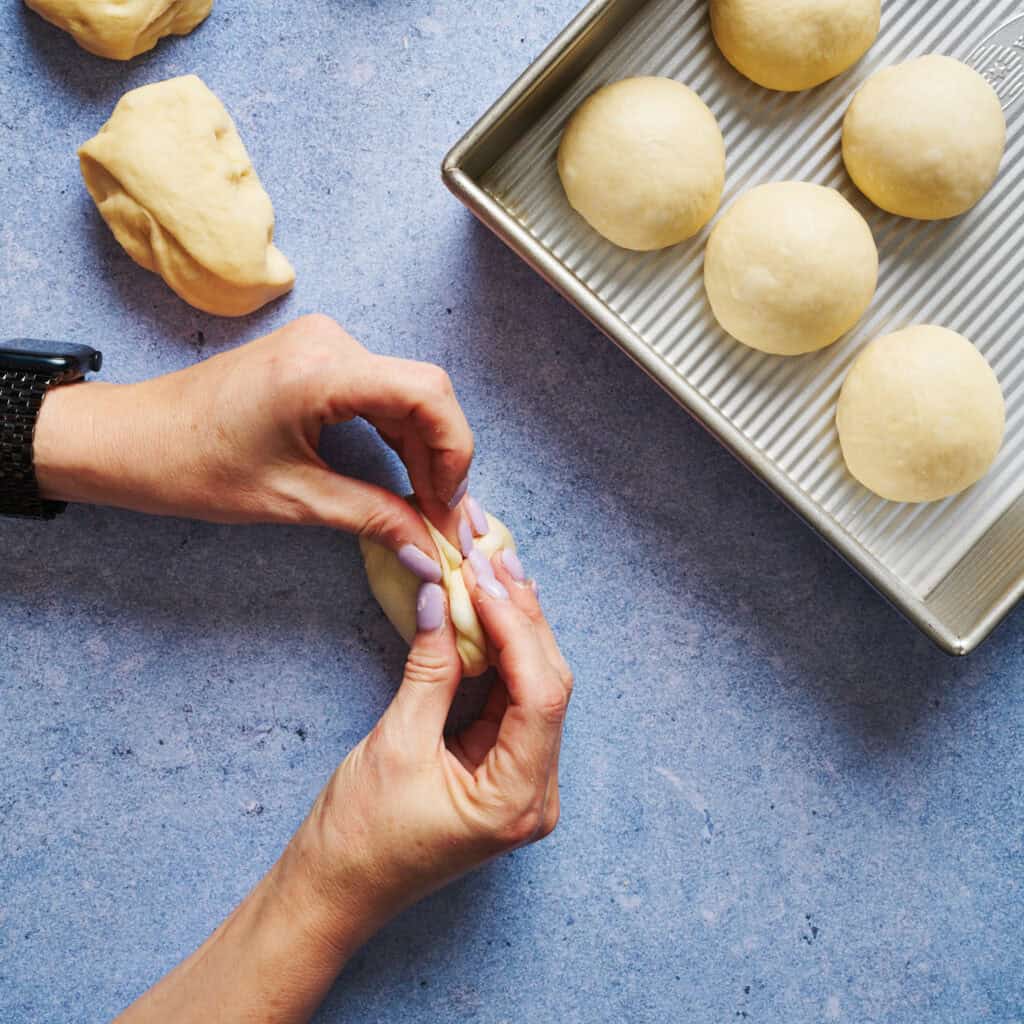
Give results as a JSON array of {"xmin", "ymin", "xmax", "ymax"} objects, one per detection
[{"xmin": 0, "ymin": 367, "xmax": 66, "ymax": 520}]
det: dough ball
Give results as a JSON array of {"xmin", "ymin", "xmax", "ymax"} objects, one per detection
[
  {"xmin": 842, "ymin": 55, "xmax": 1006, "ymax": 220},
  {"xmin": 710, "ymin": 0, "xmax": 879, "ymax": 92},
  {"xmin": 79, "ymin": 75, "xmax": 295, "ymax": 317},
  {"xmin": 836, "ymin": 326, "xmax": 1005, "ymax": 503},
  {"xmin": 704, "ymin": 181, "xmax": 878, "ymax": 356},
  {"xmin": 24, "ymin": 0, "xmax": 212, "ymax": 61},
  {"xmin": 361, "ymin": 504, "xmax": 517, "ymax": 678},
  {"xmin": 557, "ymin": 76, "xmax": 725, "ymax": 251}
]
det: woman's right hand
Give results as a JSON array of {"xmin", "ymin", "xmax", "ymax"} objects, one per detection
[
  {"xmin": 286, "ymin": 543, "xmax": 573, "ymax": 956},
  {"xmin": 116, "ymin": 546, "xmax": 573, "ymax": 1024}
]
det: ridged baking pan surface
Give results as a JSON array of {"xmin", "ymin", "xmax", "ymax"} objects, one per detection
[{"xmin": 480, "ymin": 0, "xmax": 1024, "ymax": 611}]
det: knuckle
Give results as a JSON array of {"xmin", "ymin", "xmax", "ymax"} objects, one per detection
[
  {"xmin": 276, "ymin": 315, "xmax": 358, "ymax": 375},
  {"xmin": 403, "ymin": 646, "xmax": 452, "ymax": 685},
  {"xmin": 523, "ymin": 602, "xmax": 547, "ymax": 626},
  {"xmin": 436, "ymin": 441, "xmax": 473, "ymax": 477},
  {"xmin": 497, "ymin": 803, "xmax": 544, "ymax": 848},
  {"xmin": 272, "ymin": 340, "xmax": 335, "ymax": 391},
  {"xmin": 559, "ymin": 665, "xmax": 575, "ymax": 698},
  {"xmin": 292, "ymin": 312, "xmax": 342, "ymax": 338},
  {"xmin": 538, "ymin": 802, "xmax": 560, "ymax": 840},
  {"xmin": 421, "ymin": 364, "xmax": 455, "ymax": 401},
  {"xmin": 359, "ymin": 500, "xmax": 415, "ymax": 548},
  {"xmin": 535, "ymin": 684, "xmax": 569, "ymax": 727}
]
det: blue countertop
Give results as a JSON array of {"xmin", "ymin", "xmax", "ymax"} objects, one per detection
[{"xmin": 1, "ymin": 2, "xmax": 1021, "ymax": 1021}]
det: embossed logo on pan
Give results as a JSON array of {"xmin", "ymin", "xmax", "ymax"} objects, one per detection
[{"xmin": 966, "ymin": 12, "xmax": 1024, "ymax": 108}]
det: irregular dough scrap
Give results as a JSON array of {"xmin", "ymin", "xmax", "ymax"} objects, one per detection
[
  {"xmin": 557, "ymin": 76, "xmax": 725, "ymax": 251},
  {"xmin": 24, "ymin": 0, "xmax": 212, "ymax": 61},
  {"xmin": 361, "ymin": 505, "xmax": 517, "ymax": 678},
  {"xmin": 710, "ymin": 0, "xmax": 879, "ymax": 92},
  {"xmin": 704, "ymin": 181, "xmax": 878, "ymax": 356},
  {"xmin": 842, "ymin": 56, "xmax": 1006, "ymax": 220},
  {"xmin": 836, "ymin": 326, "xmax": 1005, "ymax": 503},
  {"xmin": 79, "ymin": 75, "xmax": 295, "ymax": 317}
]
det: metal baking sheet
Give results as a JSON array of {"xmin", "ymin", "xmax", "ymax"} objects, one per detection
[{"xmin": 443, "ymin": 0, "xmax": 1024, "ymax": 654}]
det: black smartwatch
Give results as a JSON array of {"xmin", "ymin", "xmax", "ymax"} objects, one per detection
[{"xmin": 0, "ymin": 339, "xmax": 103, "ymax": 520}]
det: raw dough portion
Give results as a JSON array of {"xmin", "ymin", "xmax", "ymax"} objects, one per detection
[
  {"xmin": 361, "ymin": 504, "xmax": 517, "ymax": 678},
  {"xmin": 836, "ymin": 326, "xmax": 1004, "ymax": 503},
  {"xmin": 24, "ymin": 0, "xmax": 212, "ymax": 61},
  {"xmin": 704, "ymin": 181, "xmax": 878, "ymax": 355},
  {"xmin": 710, "ymin": 0, "xmax": 879, "ymax": 92},
  {"xmin": 557, "ymin": 76, "xmax": 725, "ymax": 251},
  {"xmin": 842, "ymin": 55, "xmax": 1006, "ymax": 220},
  {"xmin": 79, "ymin": 75, "xmax": 295, "ymax": 317}
]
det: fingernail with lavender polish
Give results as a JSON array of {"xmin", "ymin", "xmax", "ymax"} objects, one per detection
[
  {"xmin": 398, "ymin": 544, "xmax": 442, "ymax": 584},
  {"xmin": 416, "ymin": 583, "xmax": 446, "ymax": 632},
  {"xmin": 467, "ymin": 550, "xmax": 509, "ymax": 600},
  {"xmin": 479, "ymin": 575, "xmax": 509, "ymax": 600},
  {"xmin": 447, "ymin": 476, "xmax": 469, "ymax": 510},
  {"xmin": 467, "ymin": 547, "xmax": 497, "ymax": 583},
  {"xmin": 465, "ymin": 495, "xmax": 489, "ymax": 537},
  {"xmin": 501, "ymin": 549, "xmax": 526, "ymax": 582},
  {"xmin": 457, "ymin": 518, "xmax": 474, "ymax": 558}
]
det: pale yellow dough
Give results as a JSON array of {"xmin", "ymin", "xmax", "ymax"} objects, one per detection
[
  {"xmin": 79, "ymin": 75, "xmax": 295, "ymax": 317},
  {"xmin": 360, "ymin": 506, "xmax": 517, "ymax": 678},
  {"xmin": 836, "ymin": 326, "xmax": 1005, "ymax": 503},
  {"xmin": 710, "ymin": 0, "xmax": 879, "ymax": 92},
  {"xmin": 704, "ymin": 182, "xmax": 878, "ymax": 356},
  {"xmin": 557, "ymin": 76, "xmax": 725, "ymax": 251},
  {"xmin": 25, "ymin": 0, "xmax": 212, "ymax": 61},
  {"xmin": 842, "ymin": 56, "xmax": 1006, "ymax": 220}
]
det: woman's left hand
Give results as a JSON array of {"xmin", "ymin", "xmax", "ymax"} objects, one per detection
[{"xmin": 34, "ymin": 313, "xmax": 474, "ymax": 559}]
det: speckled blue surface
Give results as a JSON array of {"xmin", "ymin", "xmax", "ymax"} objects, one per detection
[{"xmin": 1, "ymin": 2, "xmax": 1022, "ymax": 1022}]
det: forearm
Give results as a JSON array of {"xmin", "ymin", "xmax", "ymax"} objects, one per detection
[
  {"xmin": 33, "ymin": 379, "xmax": 194, "ymax": 515},
  {"xmin": 116, "ymin": 827, "xmax": 372, "ymax": 1024},
  {"xmin": 33, "ymin": 375, "xmax": 254, "ymax": 522}
]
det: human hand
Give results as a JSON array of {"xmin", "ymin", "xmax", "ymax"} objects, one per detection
[
  {"xmin": 114, "ymin": 545, "xmax": 571, "ymax": 1024},
  {"xmin": 288, "ymin": 543, "xmax": 573, "ymax": 950},
  {"xmin": 33, "ymin": 314, "xmax": 473, "ymax": 556}
]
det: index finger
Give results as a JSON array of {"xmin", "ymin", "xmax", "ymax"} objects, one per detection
[
  {"xmin": 461, "ymin": 560, "xmax": 568, "ymax": 784},
  {"xmin": 490, "ymin": 549, "xmax": 573, "ymax": 699},
  {"xmin": 335, "ymin": 354, "xmax": 474, "ymax": 508}
]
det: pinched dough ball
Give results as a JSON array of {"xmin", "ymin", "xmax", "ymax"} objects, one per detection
[
  {"xmin": 704, "ymin": 182, "xmax": 878, "ymax": 355},
  {"xmin": 843, "ymin": 56, "xmax": 1006, "ymax": 220},
  {"xmin": 79, "ymin": 75, "xmax": 295, "ymax": 317},
  {"xmin": 361, "ymin": 505, "xmax": 517, "ymax": 678},
  {"xmin": 710, "ymin": 0, "xmax": 879, "ymax": 92},
  {"xmin": 836, "ymin": 326, "xmax": 1005, "ymax": 503},
  {"xmin": 557, "ymin": 76, "xmax": 725, "ymax": 251},
  {"xmin": 24, "ymin": 0, "xmax": 212, "ymax": 61}
]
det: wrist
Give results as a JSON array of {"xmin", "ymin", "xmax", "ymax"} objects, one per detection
[
  {"xmin": 273, "ymin": 813, "xmax": 390, "ymax": 962},
  {"xmin": 33, "ymin": 380, "xmax": 129, "ymax": 506}
]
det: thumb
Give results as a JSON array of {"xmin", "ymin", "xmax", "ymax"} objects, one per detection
[
  {"xmin": 292, "ymin": 464, "xmax": 438, "ymax": 556},
  {"xmin": 384, "ymin": 582, "xmax": 464, "ymax": 748}
]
